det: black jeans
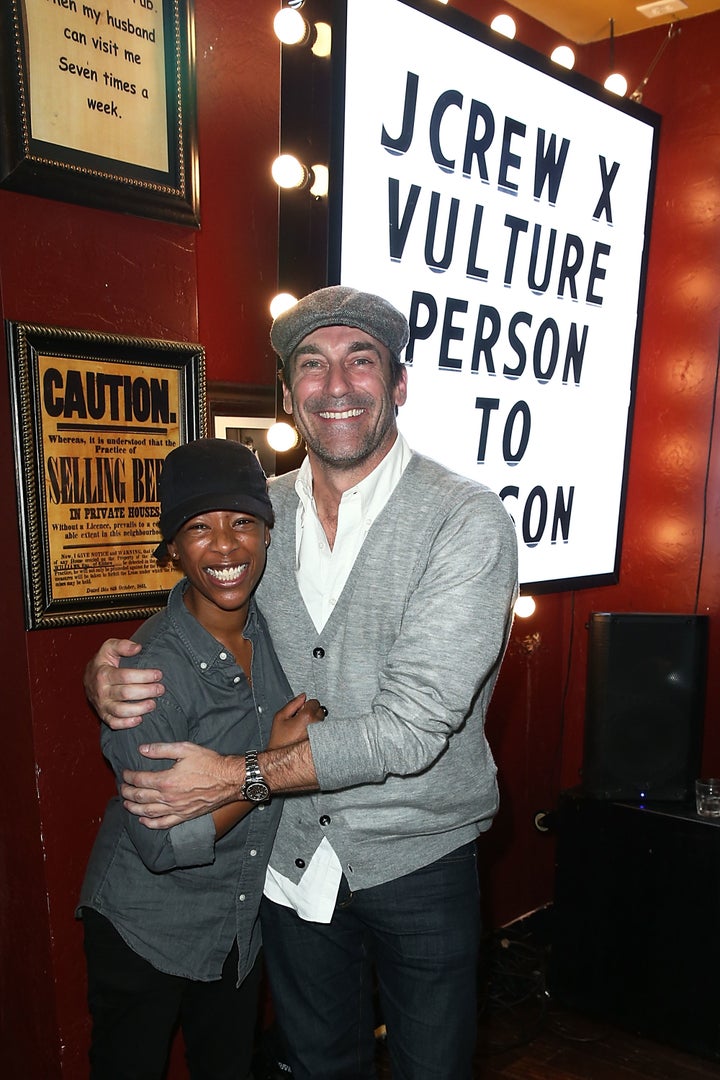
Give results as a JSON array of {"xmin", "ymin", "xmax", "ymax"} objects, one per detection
[{"xmin": 82, "ymin": 908, "xmax": 261, "ymax": 1080}]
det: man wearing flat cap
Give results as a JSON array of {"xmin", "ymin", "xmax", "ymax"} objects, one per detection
[{"xmin": 84, "ymin": 285, "xmax": 518, "ymax": 1079}]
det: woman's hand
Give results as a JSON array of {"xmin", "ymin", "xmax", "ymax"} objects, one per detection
[{"xmin": 268, "ymin": 694, "xmax": 327, "ymax": 750}]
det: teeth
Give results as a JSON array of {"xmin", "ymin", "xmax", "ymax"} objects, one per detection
[
  {"xmin": 318, "ymin": 408, "xmax": 364, "ymax": 419},
  {"xmin": 206, "ymin": 565, "xmax": 246, "ymax": 582}
]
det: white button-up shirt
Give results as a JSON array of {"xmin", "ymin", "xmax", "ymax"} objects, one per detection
[{"xmin": 263, "ymin": 433, "xmax": 412, "ymax": 921}]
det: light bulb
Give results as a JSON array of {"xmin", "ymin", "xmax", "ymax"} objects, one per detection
[
  {"xmin": 514, "ymin": 596, "xmax": 536, "ymax": 618},
  {"xmin": 604, "ymin": 72, "xmax": 628, "ymax": 96},
  {"xmin": 551, "ymin": 45, "xmax": 575, "ymax": 70},
  {"xmin": 270, "ymin": 293, "xmax": 298, "ymax": 320},
  {"xmin": 271, "ymin": 154, "xmax": 307, "ymax": 189},
  {"xmin": 309, "ymin": 164, "xmax": 329, "ymax": 198},
  {"xmin": 273, "ymin": 9, "xmax": 309, "ymax": 46},
  {"xmin": 267, "ymin": 422, "xmax": 301, "ymax": 452},
  {"xmin": 311, "ymin": 22, "xmax": 332, "ymax": 58},
  {"xmin": 490, "ymin": 14, "xmax": 516, "ymax": 39}
]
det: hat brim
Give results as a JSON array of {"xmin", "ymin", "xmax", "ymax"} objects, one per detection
[{"xmin": 153, "ymin": 493, "xmax": 274, "ymax": 563}]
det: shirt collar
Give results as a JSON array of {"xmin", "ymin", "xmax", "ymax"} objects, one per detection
[
  {"xmin": 166, "ymin": 578, "xmax": 257, "ymax": 671},
  {"xmin": 295, "ymin": 431, "xmax": 411, "ymax": 517}
]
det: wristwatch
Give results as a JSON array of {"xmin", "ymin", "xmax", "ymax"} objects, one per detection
[{"xmin": 240, "ymin": 750, "xmax": 271, "ymax": 803}]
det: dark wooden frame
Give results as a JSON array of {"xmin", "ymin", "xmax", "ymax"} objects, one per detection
[
  {"xmin": 0, "ymin": 0, "xmax": 199, "ymax": 225},
  {"xmin": 207, "ymin": 381, "xmax": 277, "ymax": 477},
  {"xmin": 207, "ymin": 381, "xmax": 276, "ymax": 434}
]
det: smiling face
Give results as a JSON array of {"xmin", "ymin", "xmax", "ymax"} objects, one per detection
[
  {"xmin": 167, "ymin": 509, "xmax": 270, "ymax": 626},
  {"xmin": 282, "ymin": 325, "xmax": 408, "ymax": 477}
]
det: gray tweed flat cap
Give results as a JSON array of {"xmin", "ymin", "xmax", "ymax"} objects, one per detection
[{"xmin": 270, "ymin": 285, "xmax": 410, "ymax": 366}]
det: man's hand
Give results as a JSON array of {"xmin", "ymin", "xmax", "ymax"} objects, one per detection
[
  {"xmin": 122, "ymin": 693, "xmax": 328, "ymax": 829},
  {"xmin": 268, "ymin": 694, "xmax": 327, "ymax": 750},
  {"xmin": 121, "ymin": 742, "xmax": 244, "ymax": 829},
  {"xmin": 83, "ymin": 638, "xmax": 165, "ymax": 729}
]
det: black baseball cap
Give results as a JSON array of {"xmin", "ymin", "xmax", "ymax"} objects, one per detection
[{"xmin": 153, "ymin": 438, "xmax": 274, "ymax": 561}]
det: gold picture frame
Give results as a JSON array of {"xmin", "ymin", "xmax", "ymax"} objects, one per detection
[{"xmin": 7, "ymin": 320, "xmax": 205, "ymax": 628}]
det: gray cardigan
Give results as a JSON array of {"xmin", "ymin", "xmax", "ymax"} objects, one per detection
[{"xmin": 257, "ymin": 451, "xmax": 518, "ymax": 891}]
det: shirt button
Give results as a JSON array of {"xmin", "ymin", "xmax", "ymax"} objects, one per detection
[
  {"xmin": 233, "ymin": 676, "xmax": 241, "ymax": 684},
  {"xmin": 219, "ymin": 652, "xmax": 227, "ymax": 660},
  {"xmin": 295, "ymin": 858, "xmax": 306, "ymax": 869},
  {"xmin": 313, "ymin": 647, "xmax": 325, "ymax": 659},
  {"xmin": 200, "ymin": 662, "xmax": 208, "ymax": 670},
  {"xmin": 319, "ymin": 815, "xmax": 331, "ymax": 826},
  {"xmin": 250, "ymin": 849, "xmax": 257, "ymax": 857},
  {"xmin": 239, "ymin": 894, "xmax": 246, "ymax": 901}
]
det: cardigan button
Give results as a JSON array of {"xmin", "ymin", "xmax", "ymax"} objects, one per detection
[
  {"xmin": 312, "ymin": 647, "xmax": 325, "ymax": 659},
  {"xmin": 319, "ymin": 815, "xmax": 331, "ymax": 826},
  {"xmin": 295, "ymin": 858, "xmax": 306, "ymax": 869}
]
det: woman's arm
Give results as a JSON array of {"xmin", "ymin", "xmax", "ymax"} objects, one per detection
[{"xmin": 209, "ymin": 693, "xmax": 326, "ymax": 839}]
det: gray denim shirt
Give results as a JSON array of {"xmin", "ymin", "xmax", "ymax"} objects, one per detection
[{"xmin": 78, "ymin": 580, "xmax": 289, "ymax": 984}]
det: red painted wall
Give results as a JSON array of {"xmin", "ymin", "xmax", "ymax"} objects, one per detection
[
  {"xmin": 475, "ymin": 5, "xmax": 720, "ymax": 927},
  {"xmin": 0, "ymin": 3, "xmax": 279, "ymax": 1076},
  {"xmin": 2, "ymin": 1, "xmax": 720, "ymax": 1074}
]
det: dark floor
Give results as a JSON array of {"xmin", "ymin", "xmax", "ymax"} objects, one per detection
[
  {"xmin": 255, "ymin": 925, "xmax": 720, "ymax": 1079},
  {"xmin": 377, "ymin": 925, "xmax": 720, "ymax": 1080},
  {"xmin": 385, "ymin": 1003, "xmax": 720, "ymax": 1079},
  {"xmin": 258, "ymin": 1006, "xmax": 720, "ymax": 1080},
  {"xmin": 477, "ymin": 1010, "xmax": 720, "ymax": 1079},
  {"xmin": 374, "ymin": 995, "xmax": 720, "ymax": 1079}
]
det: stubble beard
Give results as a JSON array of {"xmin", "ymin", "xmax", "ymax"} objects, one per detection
[{"xmin": 295, "ymin": 395, "xmax": 397, "ymax": 471}]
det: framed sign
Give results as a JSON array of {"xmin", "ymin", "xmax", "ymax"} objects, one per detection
[
  {"xmin": 281, "ymin": 0, "xmax": 659, "ymax": 592},
  {"xmin": 208, "ymin": 381, "xmax": 277, "ymax": 476},
  {"xmin": 6, "ymin": 321, "xmax": 205, "ymax": 629},
  {"xmin": 0, "ymin": 0, "xmax": 199, "ymax": 225}
]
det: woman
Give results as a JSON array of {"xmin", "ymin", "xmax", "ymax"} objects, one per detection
[{"xmin": 77, "ymin": 438, "xmax": 322, "ymax": 1080}]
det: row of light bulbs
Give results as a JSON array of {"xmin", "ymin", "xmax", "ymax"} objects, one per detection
[
  {"xmin": 478, "ymin": 10, "xmax": 630, "ymax": 96},
  {"xmin": 270, "ymin": 1, "xmax": 635, "ymax": 202},
  {"xmin": 269, "ymin": 11, "xmax": 325, "ymax": 458},
  {"xmin": 274, "ymin": 2, "xmax": 631, "ymax": 93},
  {"xmin": 271, "ymin": 6, "xmax": 331, "ymax": 194},
  {"xmin": 267, "ymin": 9, "xmax": 327, "ymax": 453}
]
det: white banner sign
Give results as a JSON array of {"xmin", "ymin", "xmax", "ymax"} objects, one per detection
[{"xmin": 335, "ymin": 0, "xmax": 659, "ymax": 590}]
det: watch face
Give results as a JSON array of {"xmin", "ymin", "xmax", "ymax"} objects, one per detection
[{"xmin": 245, "ymin": 780, "xmax": 270, "ymax": 803}]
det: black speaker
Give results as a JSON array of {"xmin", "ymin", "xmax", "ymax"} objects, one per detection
[{"xmin": 582, "ymin": 612, "xmax": 708, "ymax": 800}]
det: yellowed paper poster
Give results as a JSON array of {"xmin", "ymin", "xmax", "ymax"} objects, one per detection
[
  {"xmin": 39, "ymin": 354, "xmax": 186, "ymax": 601},
  {"xmin": 23, "ymin": 0, "xmax": 169, "ymax": 172}
]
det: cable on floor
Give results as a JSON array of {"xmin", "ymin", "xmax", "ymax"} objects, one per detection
[{"xmin": 476, "ymin": 926, "xmax": 550, "ymax": 1054}]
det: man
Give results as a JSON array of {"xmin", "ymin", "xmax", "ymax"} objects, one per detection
[{"xmin": 85, "ymin": 286, "xmax": 518, "ymax": 1080}]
